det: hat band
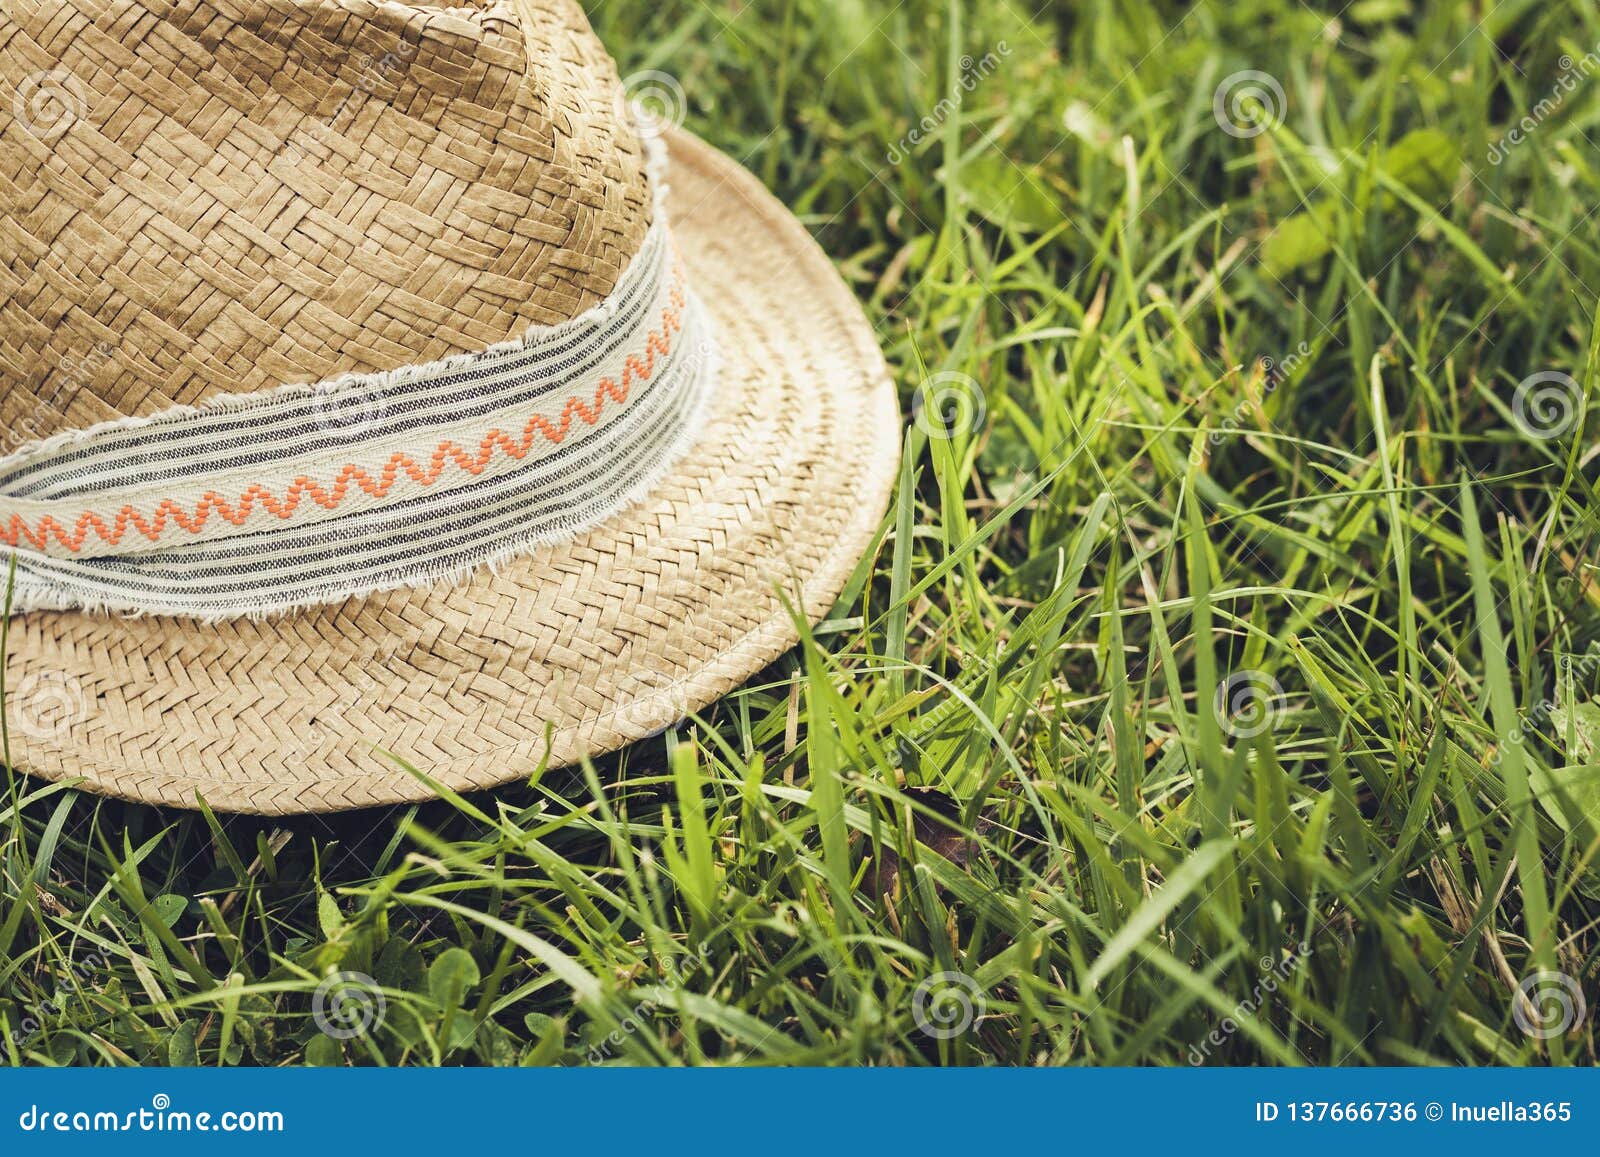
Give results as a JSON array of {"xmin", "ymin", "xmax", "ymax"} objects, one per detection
[{"xmin": 0, "ymin": 194, "xmax": 717, "ymax": 620}]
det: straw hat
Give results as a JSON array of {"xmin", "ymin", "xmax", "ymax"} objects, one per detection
[{"xmin": 0, "ymin": 0, "xmax": 899, "ymax": 813}]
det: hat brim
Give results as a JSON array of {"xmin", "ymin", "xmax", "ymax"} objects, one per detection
[{"xmin": 2, "ymin": 126, "xmax": 900, "ymax": 814}]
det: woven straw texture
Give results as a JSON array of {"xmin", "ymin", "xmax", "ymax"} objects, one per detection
[
  {"xmin": 1, "ymin": 0, "xmax": 651, "ymax": 442},
  {"xmin": 0, "ymin": 1, "xmax": 899, "ymax": 813}
]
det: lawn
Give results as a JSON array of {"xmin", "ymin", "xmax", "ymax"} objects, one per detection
[{"xmin": 6, "ymin": 0, "xmax": 1600, "ymax": 1066}]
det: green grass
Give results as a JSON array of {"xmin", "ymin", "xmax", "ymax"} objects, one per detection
[{"xmin": 8, "ymin": 0, "xmax": 1600, "ymax": 1066}]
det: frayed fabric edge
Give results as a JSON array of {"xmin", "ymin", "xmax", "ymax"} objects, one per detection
[{"xmin": 6, "ymin": 314, "xmax": 722, "ymax": 624}]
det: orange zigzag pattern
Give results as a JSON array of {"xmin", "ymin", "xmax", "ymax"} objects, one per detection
[{"xmin": 4, "ymin": 278, "xmax": 687, "ymax": 556}]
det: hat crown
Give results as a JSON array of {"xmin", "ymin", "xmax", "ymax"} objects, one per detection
[{"xmin": 0, "ymin": 0, "xmax": 651, "ymax": 448}]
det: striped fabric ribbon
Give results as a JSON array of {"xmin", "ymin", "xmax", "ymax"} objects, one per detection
[{"xmin": 0, "ymin": 165, "xmax": 717, "ymax": 620}]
